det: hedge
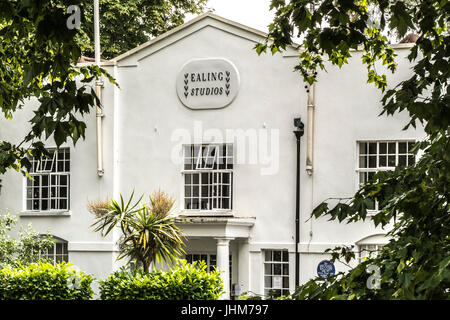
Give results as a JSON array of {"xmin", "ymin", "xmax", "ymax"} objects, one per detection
[
  {"xmin": 99, "ymin": 260, "xmax": 224, "ymax": 300},
  {"xmin": 0, "ymin": 262, "xmax": 94, "ymax": 300}
]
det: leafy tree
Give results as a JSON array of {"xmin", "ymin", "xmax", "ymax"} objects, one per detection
[
  {"xmin": 90, "ymin": 190, "xmax": 185, "ymax": 273},
  {"xmin": 257, "ymin": 0, "xmax": 449, "ymax": 299},
  {"xmin": 77, "ymin": 0, "xmax": 209, "ymax": 60},
  {"xmin": 0, "ymin": 0, "xmax": 115, "ymax": 190},
  {"xmin": 0, "ymin": 210, "xmax": 55, "ymax": 268}
]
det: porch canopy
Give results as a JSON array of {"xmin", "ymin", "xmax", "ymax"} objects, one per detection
[{"xmin": 175, "ymin": 216, "xmax": 255, "ymax": 299}]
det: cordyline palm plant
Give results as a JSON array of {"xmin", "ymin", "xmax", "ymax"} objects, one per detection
[{"xmin": 89, "ymin": 190, "xmax": 185, "ymax": 273}]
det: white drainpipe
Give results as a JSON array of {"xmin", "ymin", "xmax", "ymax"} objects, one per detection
[
  {"xmin": 94, "ymin": 0, "xmax": 104, "ymax": 176},
  {"xmin": 306, "ymin": 84, "xmax": 314, "ymax": 175}
]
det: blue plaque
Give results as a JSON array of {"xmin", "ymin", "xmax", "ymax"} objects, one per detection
[{"xmin": 317, "ymin": 260, "xmax": 335, "ymax": 279}]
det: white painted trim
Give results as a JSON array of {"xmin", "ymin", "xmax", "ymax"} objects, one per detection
[
  {"xmin": 20, "ymin": 210, "xmax": 71, "ymax": 217},
  {"xmin": 68, "ymin": 241, "xmax": 118, "ymax": 252}
]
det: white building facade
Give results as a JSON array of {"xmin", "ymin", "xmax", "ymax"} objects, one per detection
[{"xmin": 0, "ymin": 14, "xmax": 424, "ymax": 299}]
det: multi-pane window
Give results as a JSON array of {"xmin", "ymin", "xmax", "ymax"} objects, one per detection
[
  {"xmin": 42, "ymin": 237, "xmax": 69, "ymax": 265},
  {"xmin": 357, "ymin": 141, "xmax": 415, "ymax": 210},
  {"xmin": 185, "ymin": 253, "xmax": 233, "ymax": 293},
  {"xmin": 263, "ymin": 250, "xmax": 290, "ymax": 297},
  {"xmin": 26, "ymin": 148, "xmax": 70, "ymax": 211},
  {"xmin": 183, "ymin": 144, "xmax": 233, "ymax": 211},
  {"xmin": 359, "ymin": 244, "xmax": 384, "ymax": 263},
  {"xmin": 185, "ymin": 253, "xmax": 232, "ymax": 274}
]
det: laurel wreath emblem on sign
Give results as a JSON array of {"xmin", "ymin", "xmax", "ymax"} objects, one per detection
[
  {"xmin": 184, "ymin": 73, "xmax": 189, "ymax": 98},
  {"xmin": 225, "ymin": 71, "xmax": 230, "ymax": 96}
]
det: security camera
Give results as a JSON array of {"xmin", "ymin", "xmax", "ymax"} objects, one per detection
[{"xmin": 294, "ymin": 118, "xmax": 304, "ymax": 129}]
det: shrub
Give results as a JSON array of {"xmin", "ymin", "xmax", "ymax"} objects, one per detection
[
  {"xmin": 0, "ymin": 262, "xmax": 94, "ymax": 300},
  {"xmin": 99, "ymin": 260, "xmax": 224, "ymax": 300},
  {"xmin": 0, "ymin": 211, "xmax": 54, "ymax": 268}
]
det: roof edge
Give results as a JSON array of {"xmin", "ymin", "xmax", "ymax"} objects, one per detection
[{"xmin": 110, "ymin": 13, "xmax": 269, "ymax": 63}]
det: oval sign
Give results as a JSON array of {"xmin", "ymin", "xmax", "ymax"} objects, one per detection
[
  {"xmin": 317, "ymin": 260, "xmax": 335, "ymax": 279},
  {"xmin": 176, "ymin": 58, "xmax": 240, "ymax": 110}
]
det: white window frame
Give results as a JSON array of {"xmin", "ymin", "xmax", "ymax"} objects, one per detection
[
  {"xmin": 182, "ymin": 144, "xmax": 233, "ymax": 214},
  {"xmin": 40, "ymin": 236, "xmax": 69, "ymax": 265},
  {"xmin": 263, "ymin": 249, "xmax": 290, "ymax": 298},
  {"xmin": 195, "ymin": 144, "xmax": 218, "ymax": 170},
  {"xmin": 25, "ymin": 148, "xmax": 70, "ymax": 212},
  {"xmin": 356, "ymin": 140, "xmax": 415, "ymax": 212}
]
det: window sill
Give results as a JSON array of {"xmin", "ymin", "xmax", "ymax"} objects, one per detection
[
  {"xmin": 178, "ymin": 210, "xmax": 234, "ymax": 217},
  {"xmin": 20, "ymin": 211, "xmax": 71, "ymax": 217}
]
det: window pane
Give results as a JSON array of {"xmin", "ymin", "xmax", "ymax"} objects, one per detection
[
  {"xmin": 222, "ymin": 198, "xmax": 229, "ymax": 209},
  {"xmin": 59, "ymin": 199, "xmax": 67, "ymax": 210},
  {"xmin": 359, "ymin": 143, "xmax": 367, "ymax": 154},
  {"xmin": 369, "ymin": 156, "xmax": 377, "ymax": 168},
  {"xmin": 57, "ymin": 161, "xmax": 64, "ymax": 172},
  {"xmin": 399, "ymin": 142, "xmax": 407, "ymax": 154},
  {"xmin": 185, "ymin": 186, "xmax": 191, "ymax": 197},
  {"xmin": 264, "ymin": 276, "xmax": 272, "ymax": 288},
  {"xmin": 60, "ymin": 175, "xmax": 68, "ymax": 185},
  {"xmin": 283, "ymin": 264, "xmax": 289, "ymax": 275},
  {"xmin": 273, "ymin": 265, "xmax": 281, "ymax": 275},
  {"xmin": 200, "ymin": 199, "xmax": 208, "ymax": 210},
  {"xmin": 379, "ymin": 155, "xmax": 387, "ymax": 167},
  {"xmin": 273, "ymin": 251, "xmax": 281, "ymax": 262},
  {"xmin": 41, "ymin": 200, "xmax": 48, "ymax": 211},
  {"xmin": 184, "ymin": 161, "xmax": 193, "ymax": 170},
  {"xmin": 368, "ymin": 143, "xmax": 377, "ymax": 154},
  {"xmin": 379, "ymin": 142, "xmax": 387, "ymax": 154},
  {"xmin": 388, "ymin": 142, "xmax": 396, "ymax": 154},
  {"xmin": 283, "ymin": 277, "xmax": 289, "ymax": 288},
  {"xmin": 366, "ymin": 198, "xmax": 376, "ymax": 210},
  {"xmin": 399, "ymin": 155, "xmax": 407, "ymax": 166},
  {"xmin": 359, "ymin": 156, "xmax": 367, "ymax": 168},
  {"xmin": 388, "ymin": 155, "xmax": 395, "ymax": 166},
  {"xmin": 359, "ymin": 172, "xmax": 367, "ymax": 185},
  {"xmin": 282, "ymin": 251, "xmax": 289, "ymax": 262}
]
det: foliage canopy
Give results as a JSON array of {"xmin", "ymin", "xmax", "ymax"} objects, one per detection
[{"xmin": 257, "ymin": 0, "xmax": 449, "ymax": 299}]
